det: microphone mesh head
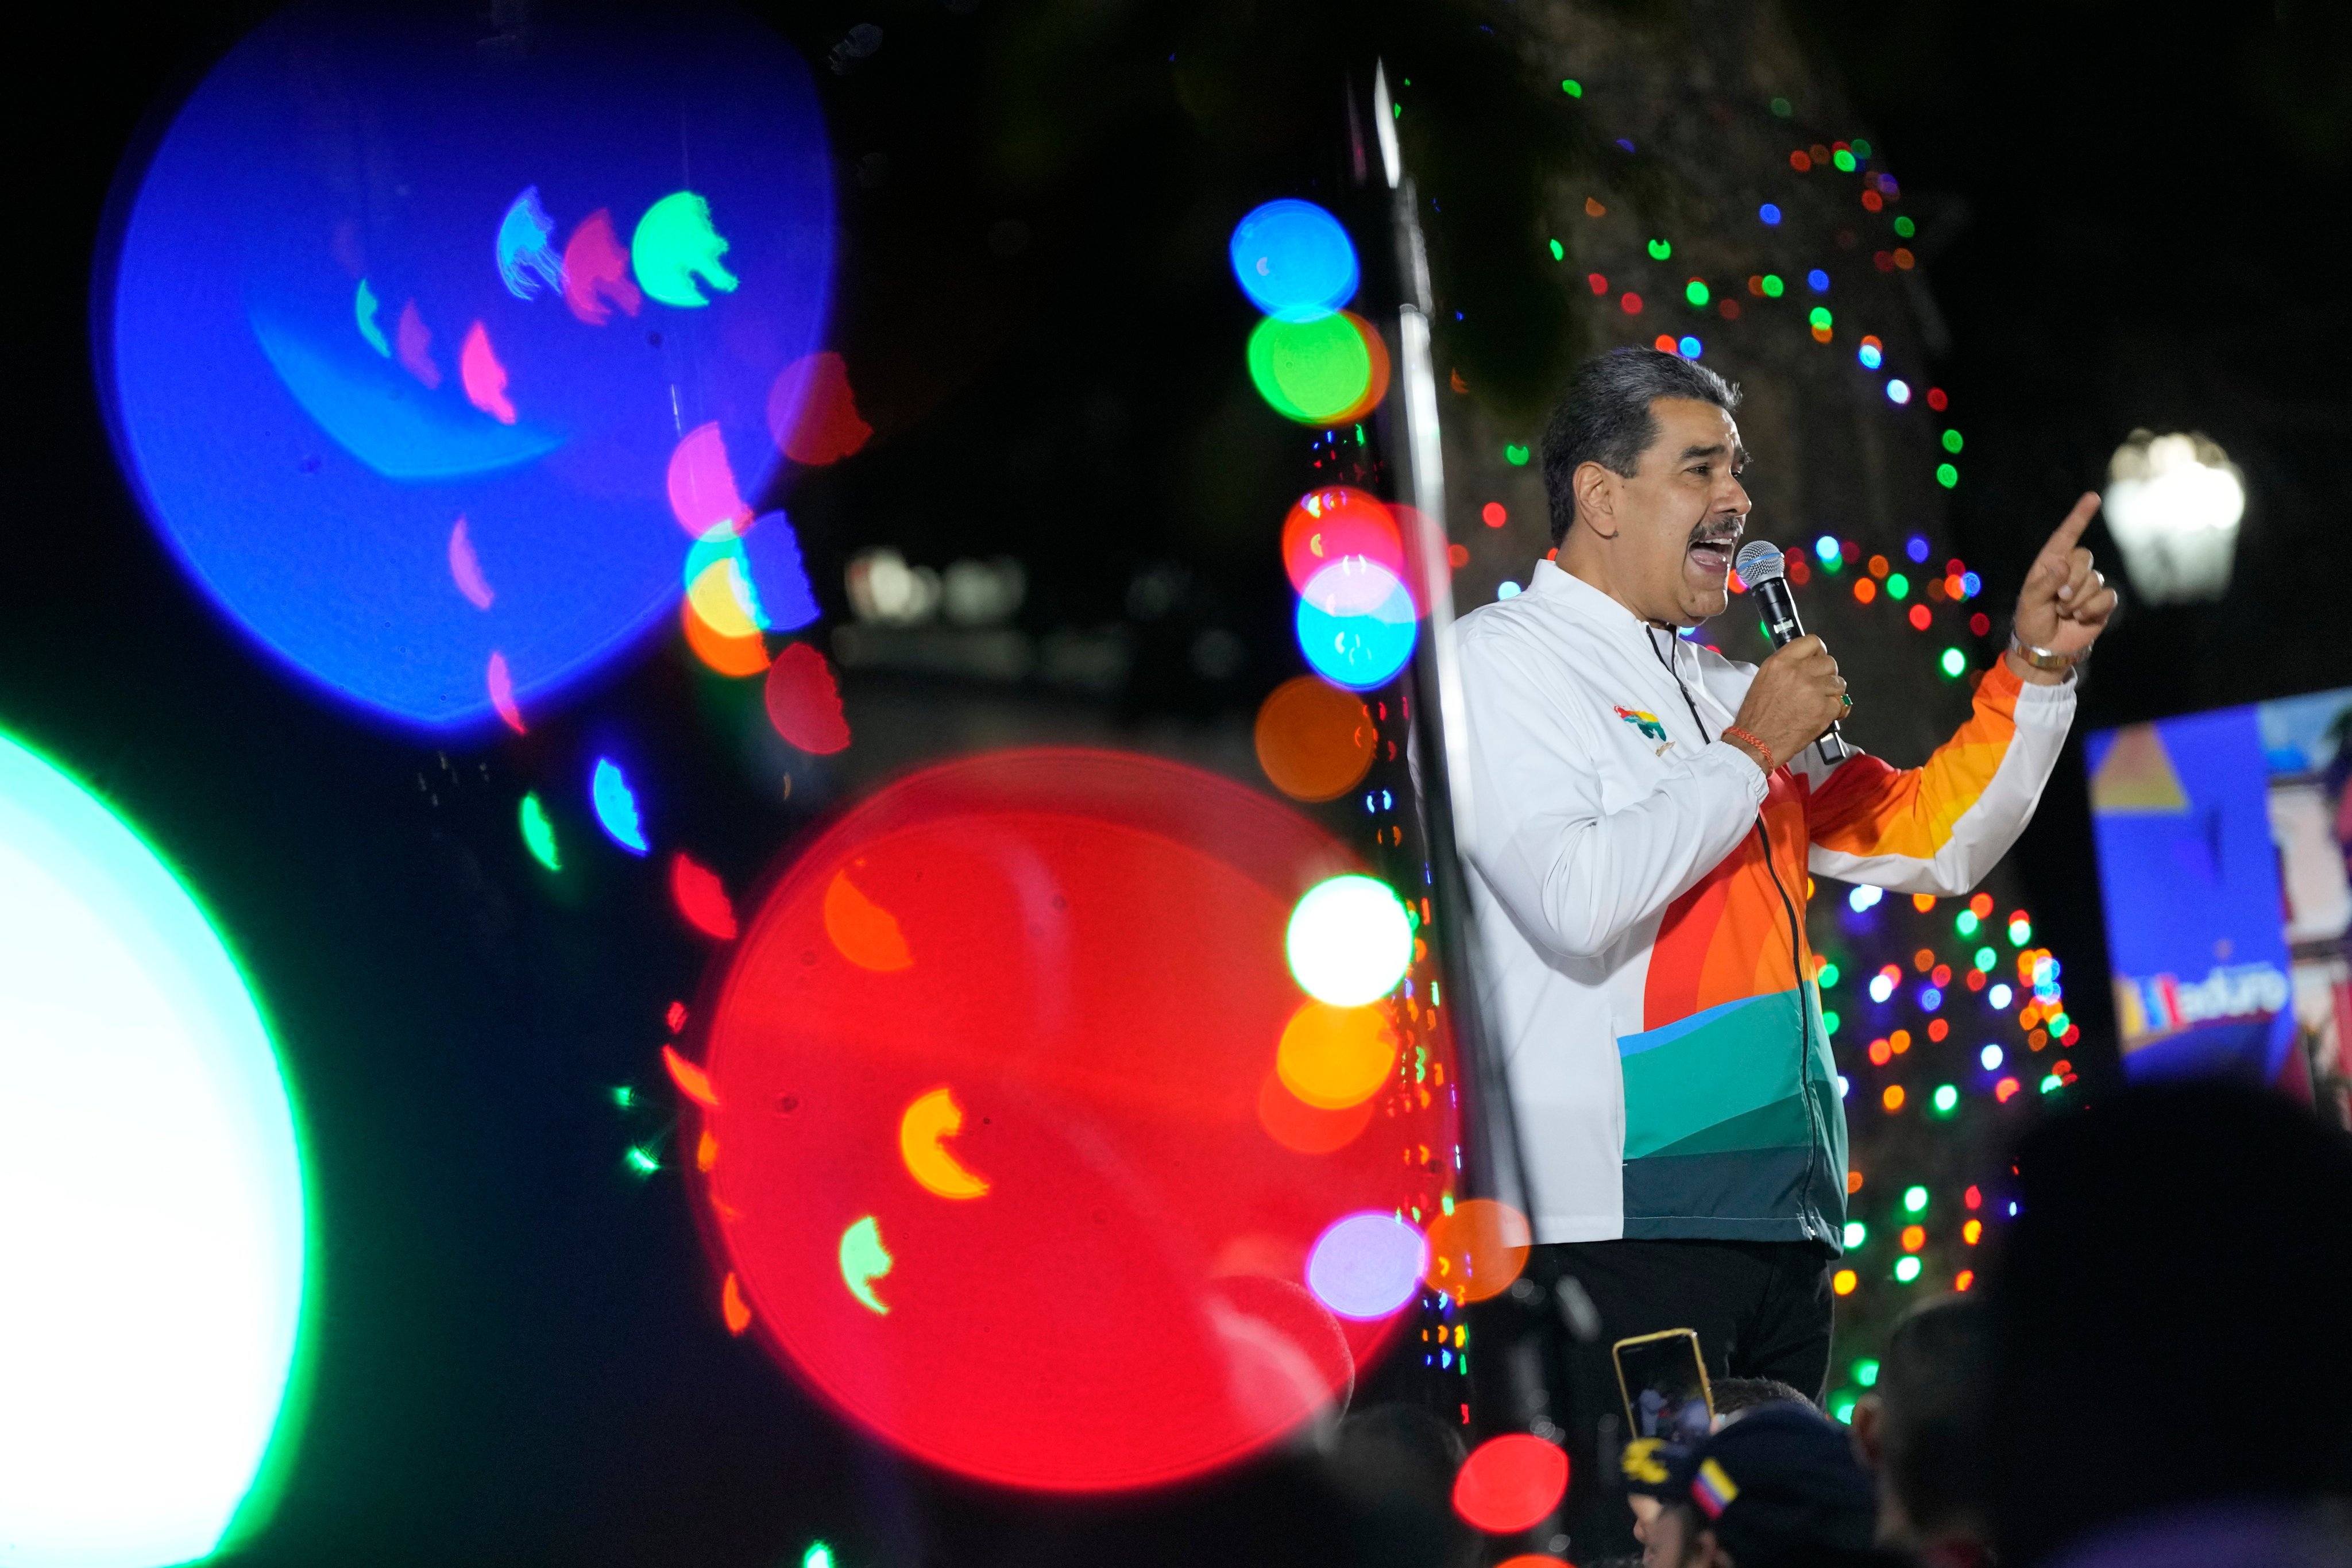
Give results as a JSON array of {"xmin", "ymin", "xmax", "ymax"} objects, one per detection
[{"xmin": 1734, "ymin": 540, "xmax": 1786, "ymax": 585}]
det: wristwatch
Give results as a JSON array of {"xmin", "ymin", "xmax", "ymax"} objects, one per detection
[{"xmin": 2007, "ymin": 629, "xmax": 2084, "ymax": 673}]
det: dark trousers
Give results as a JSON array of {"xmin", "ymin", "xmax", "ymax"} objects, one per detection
[{"xmin": 1472, "ymin": 1238, "xmax": 1834, "ymax": 1559}]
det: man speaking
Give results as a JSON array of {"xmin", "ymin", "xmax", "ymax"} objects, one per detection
[{"xmin": 1453, "ymin": 347, "xmax": 2113, "ymax": 1506}]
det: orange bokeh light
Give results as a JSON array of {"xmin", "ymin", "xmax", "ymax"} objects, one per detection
[
  {"xmin": 1423, "ymin": 1198, "xmax": 1534, "ymax": 1304},
  {"xmin": 1256, "ymin": 1069, "xmax": 1375, "ymax": 1154},
  {"xmin": 1883, "ymin": 1084, "xmax": 1906, "ymax": 1111},
  {"xmin": 682, "ymin": 596, "xmax": 770, "ymax": 675},
  {"xmin": 1833, "ymin": 1269, "xmax": 1858, "ymax": 1295},
  {"xmin": 1276, "ymin": 1001, "xmax": 1398, "ymax": 1109},
  {"xmin": 1254, "ymin": 675, "xmax": 1376, "ymax": 802}
]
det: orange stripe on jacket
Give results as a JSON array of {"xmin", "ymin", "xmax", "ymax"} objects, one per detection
[
  {"xmin": 1808, "ymin": 659, "xmax": 2025, "ymax": 861},
  {"xmin": 1645, "ymin": 774, "xmax": 1810, "ymax": 1028}
]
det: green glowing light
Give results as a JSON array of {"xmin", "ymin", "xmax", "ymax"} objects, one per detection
[
  {"xmin": 1956, "ymin": 910, "xmax": 1980, "ymax": 937},
  {"xmin": 624, "ymin": 1145, "xmax": 661, "ymax": 1176},
  {"xmin": 1975, "ymin": 946, "xmax": 1996, "ymax": 971},
  {"xmin": 1548, "ymin": 238, "xmax": 1565, "ymax": 261},
  {"xmin": 612, "ymin": 1085, "xmax": 636, "ymax": 1109},
  {"xmin": 1287, "ymin": 875, "xmax": 1413, "ymax": 1006},
  {"xmin": 1831, "ymin": 1393, "xmax": 1858, "ymax": 1423},
  {"xmin": 0, "ymin": 730, "xmax": 310, "ymax": 1567},
  {"xmin": 1561, "ymin": 79, "xmax": 1582, "ymax": 98},
  {"xmin": 804, "ymin": 1544, "xmax": 836, "ymax": 1568},
  {"xmin": 1808, "ymin": 306, "xmax": 1832, "ymax": 330},
  {"xmin": 1684, "ymin": 279, "xmax": 1710, "ymax": 307},
  {"xmin": 2049, "ymin": 1011, "xmax": 2071, "ymax": 1034},
  {"xmin": 1932, "ymin": 1083, "xmax": 1959, "ymax": 1115},
  {"xmin": 1822, "ymin": 1010, "xmax": 1840, "ymax": 1036},
  {"xmin": 1817, "ymin": 962, "xmax": 1841, "ymax": 988},
  {"xmin": 1833, "ymin": 148, "xmax": 1857, "ymax": 172},
  {"xmin": 631, "ymin": 191, "xmax": 739, "ymax": 308},
  {"xmin": 1647, "ymin": 238, "xmax": 1671, "ymax": 260},
  {"xmin": 1852, "ymin": 139, "xmax": 1873, "ymax": 159},
  {"xmin": 1762, "ymin": 273, "xmax": 1785, "ymax": 298},
  {"xmin": 839, "ymin": 1215, "xmax": 894, "ymax": 1314},
  {"xmin": 2040, "ymin": 1073, "xmax": 2063, "ymax": 1094},
  {"xmin": 1942, "ymin": 428, "xmax": 1964, "ymax": 453},
  {"xmin": 1853, "ymin": 1358, "xmax": 1881, "ymax": 1387},
  {"xmin": 520, "ymin": 791, "xmax": 561, "ymax": 871},
  {"xmin": 1886, "ymin": 573, "xmax": 1910, "ymax": 600},
  {"xmin": 1770, "ymin": 96, "xmax": 1793, "ymax": 117},
  {"xmin": 1940, "ymin": 647, "xmax": 1967, "ymax": 678},
  {"xmin": 1936, "ymin": 463, "xmax": 1959, "ymax": 489},
  {"xmin": 1894, "ymin": 215, "xmax": 1916, "ymax": 237},
  {"xmin": 1894, "ymin": 1255, "xmax": 1922, "ymax": 1283},
  {"xmin": 1247, "ymin": 313, "xmax": 1374, "ymax": 425},
  {"xmin": 1903, "ymin": 1185, "xmax": 1929, "ymax": 1215},
  {"xmin": 1505, "ymin": 443, "xmax": 1531, "ymax": 465},
  {"xmin": 1844, "ymin": 1220, "xmax": 1867, "ymax": 1248},
  {"xmin": 2009, "ymin": 918, "xmax": 2032, "ymax": 945}
]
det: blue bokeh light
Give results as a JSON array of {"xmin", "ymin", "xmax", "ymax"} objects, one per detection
[
  {"xmin": 1229, "ymin": 200, "xmax": 1360, "ymax": 323},
  {"xmin": 591, "ymin": 757, "xmax": 648, "ymax": 855},
  {"xmin": 1807, "ymin": 269, "xmax": 1830, "ymax": 292},
  {"xmin": 1858, "ymin": 342, "xmax": 1883, "ymax": 370},
  {"xmin": 100, "ymin": 2, "xmax": 835, "ymax": 729},
  {"xmin": 1678, "ymin": 335, "xmax": 1702, "ymax": 358},
  {"xmin": 1906, "ymin": 535, "xmax": 1931, "ymax": 563},
  {"xmin": 1758, "ymin": 203, "xmax": 1782, "ymax": 226},
  {"xmin": 1295, "ymin": 560, "xmax": 1418, "ymax": 690},
  {"xmin": 1814, "ymin": 535, "xmax": 1840, "ymax": 562},
  {"xmin": 1961, "ymin": 570, "xmax": 1982, "ymax": 598},
  {"xmin": 1886, "ymin": 378, "xmax": 1912, "ymax": 404},
  {"xmin": 1305, "ymin": 1211, "xmax": 1426, "ymax": 1320}
]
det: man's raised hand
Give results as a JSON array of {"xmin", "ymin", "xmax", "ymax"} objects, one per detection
[{"xmin": 2014, "ymin": 492, "xmax": 2119, "ymax": 663}]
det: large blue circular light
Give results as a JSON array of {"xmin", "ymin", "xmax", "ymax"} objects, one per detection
[
  {"xmin": 1229, "ymin": 200, "xmax": 1360, "ymax": 323},
  {"xmin": 100, "ymin": 1, "xmax": 833, "ymax": 729},
  {"xmin": 1295, "ymin": 560, "xmax": 1418, "ymax": 692}
]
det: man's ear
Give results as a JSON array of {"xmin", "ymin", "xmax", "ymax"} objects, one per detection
[
  {"xmin": 1851, "ymin": 1392, "xmax": 1885, "ymax": 1469},
  {"xmin": 1571, "ymin": 459, "xmax": 1619, "ymax": 540}
]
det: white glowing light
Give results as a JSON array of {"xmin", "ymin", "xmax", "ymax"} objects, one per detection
[
  {"xmin": 1286, "ymin": 875, "xmax": 1412, "ymax": 1006},
  {"xmin": 0, "ymin": 733, "xmax": 307, "ymax": 1567},
  {"xmin": 2103, "ymin": 430, "xmax": 2246, "ymax": 604}
]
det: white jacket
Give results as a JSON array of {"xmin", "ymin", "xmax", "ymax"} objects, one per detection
[{"xmin": 1455, "ymin": 561, "xmax": 2076, "ymax": 1246}]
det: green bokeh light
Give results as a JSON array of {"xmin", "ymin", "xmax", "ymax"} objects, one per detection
[
  {"xmin": 1817, "ymin": 962, "xmax": 1840, "ymax": 988},
  {"xmin": 1770, "ymin": 96, "xmax": 1793, "ymax": 117},
  {"xmin": 1975, "ymin": 946, "xmax": 1996, "ymax": 971},
  {"xmin": 1886, "ymin": 573, "xmax": 1910, "ymax": 600},
  {"xmin": 1248, "ymin": 314, "xmax": 1373, "ymax": 425},
  {"xmin": 1903, "ymin": 1185, "xmax": 1929, "ymax": 1214},
  {"xmin": 2009, "ymin": 918, "xmax": 2032, "ymax": 945},
  {"xmin": 1853, "ymin": 1358, "xmax": 1881, "ymax": 1387},
  {"xmin": 1844, "ymin": 1221, "xmax": 1868, "ymax": 1248},
  {"xmin": 1548, "ymin": 238, "xmax": 1565, "ymax": 261},
  {"xmin": 1808, "ymin": 306, "xmax": 1833, "ymax": 330},
  {"xmin": 1894, "ymin": 1256, "xmax": 1922, "ymax": 1283},
  {"xmin": 1684, "ymin": 279, "xmax": 1710, "ymax": 307},
  {"xmin": 1942, "ymin": 429, "xmax": 1964, "ymax": 453},
  {"xmin": 1936, "ymin": 463, "xmax": 1959, "ymax": 489},
  {"xmin": 1894, "ymin": 215, "xmax": 1916, "ymax": 237},
  {"xmin": 1562, "ymin": 79, "xmax": 1582, "ymax": 97},
  {"xmin": 1956, "ymin": 910, "xmax": 1980, "ymax": 937},
  {"xmin": 1647, "ymin": 238, "xmax": 1672, "ymax": 260},
  {"xmin": 520, "ymin": 791, "xmax": 561, "ymax": 871},
  {"xmin": 1940, "ymin": 647, "xmax": 1967, "ymax": 678},
  {"xmin": 1762, "ymin": 274, "xmax": 1785, "ymax": 298},
  {"xmin": 1852, "ymin": 138, "xmax": 1874, "ymax": 159},
  {"xmin": 1833, "ymin": 148, "xmax": 1857, "ymax": 172},
  {"xmin": 1932, "ymin": 1083, "xmax": 1959, "ymax": 1116}
]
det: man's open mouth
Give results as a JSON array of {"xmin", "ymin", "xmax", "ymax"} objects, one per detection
[{"xmin": 1687, "ymin": 526, "xmax": 1743, "ymax": 574}]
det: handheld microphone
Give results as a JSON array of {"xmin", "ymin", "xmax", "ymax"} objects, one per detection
[{"xmin": 1733, "ymin": 540, "xmax": 1850, "ymax": 765}]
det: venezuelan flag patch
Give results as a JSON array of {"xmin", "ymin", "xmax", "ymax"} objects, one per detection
[{"xmin": 1692, "ymin": 1456, "xmax": 1740, "ymax": 1518}]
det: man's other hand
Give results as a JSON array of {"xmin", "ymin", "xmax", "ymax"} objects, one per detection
[
  {"xmin": 2009, "ymin": 492, "xmax": 2118, "ymax": 682},
  {"xmin": 1731, "ymin": 635, "xmax": 1848, "ymax": 770}
]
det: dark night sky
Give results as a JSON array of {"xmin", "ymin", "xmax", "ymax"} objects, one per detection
[{"xmin": 6, "ymin": 2, "xmax": 2347, "ymax": 1563}]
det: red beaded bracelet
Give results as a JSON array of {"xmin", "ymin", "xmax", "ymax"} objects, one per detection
[{"xmin": 1722, "ymin": 724, "xmax": 1776, "ymax": 773}]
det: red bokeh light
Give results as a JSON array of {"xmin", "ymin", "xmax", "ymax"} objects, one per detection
[
  {"xmin": 1453, "ymin": 1433, "xmax": 1570, "ymax": 1533},
  {"xmin": 768, "ymin": 350, "xmax": 874, "ymax": 466},
  {"xmin": 764, "ymin": 642, "xmax": 852, "ymax": 754},
  {"xmin": 1280, "ymin": 487, "xmax": 1407, "ymax": 598},
  {"xmin": 691, "ymin": 750, "xmax": 1446, "ymax": 1490}
]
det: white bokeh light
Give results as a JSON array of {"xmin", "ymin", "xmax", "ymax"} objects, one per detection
[{"xmin": 2102, "ymin": 429, "xmax": 2246, "ymax": 604}]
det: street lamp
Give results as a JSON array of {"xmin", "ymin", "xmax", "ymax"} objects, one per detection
[{"xmin": 2102, "ymin": 430, "xmax": 2246, "ymax": 604}]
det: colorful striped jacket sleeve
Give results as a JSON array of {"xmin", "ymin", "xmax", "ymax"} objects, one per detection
[{"xmin": 1795, "ymin": 659, "xmax": 2077, "ymax": 895}]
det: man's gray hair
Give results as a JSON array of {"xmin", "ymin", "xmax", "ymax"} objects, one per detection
[{"xmin": 1540, "ymin": 347, "xmax": 1741, "ymax": 546}]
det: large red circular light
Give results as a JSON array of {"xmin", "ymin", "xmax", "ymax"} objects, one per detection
[{"xmin": 691, "ymin": 750, "xmax": 1450, "ymax": 1491}]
